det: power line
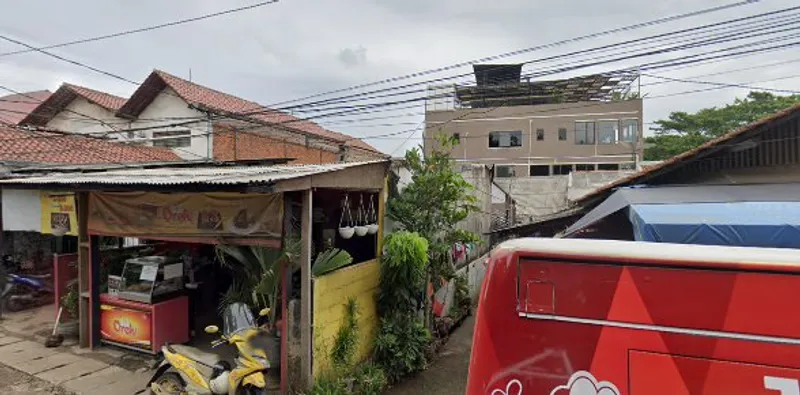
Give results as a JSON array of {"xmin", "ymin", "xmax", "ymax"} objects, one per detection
[
  {"xmin": 266, "ymin": 4, "xmax": 800, "ymax": 115},
  {"xmin": 264, "ymin": 0, "xmax": 762, "ymax": 108},
  {"xmin": 0, "ymin": 1, "xmax": 281, "ymax": 57},
  {"xmin": 251, "ymin": 7, "xmax": 800, "ymax": 119},
  {"xmin": 643, "ymin": 72, "xmax": 800, "ymax": 94}
]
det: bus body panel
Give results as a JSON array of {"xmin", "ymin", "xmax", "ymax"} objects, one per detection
[{"xmin": 467, "ymin": 240, "xmax": 800, "ymax": 395}]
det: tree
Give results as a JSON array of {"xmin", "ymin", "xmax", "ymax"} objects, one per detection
[
  {"xmin": 386, "ymin": 135, "xmax": 479, "ymax": 327},
  {"xmin": 645, "ymin": 92, "xmax": 800, "ymax": 161}
]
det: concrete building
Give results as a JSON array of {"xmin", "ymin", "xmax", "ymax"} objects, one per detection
[
  {"xmin": 425, "ymin": 65, "xmax": 643, "ymax": 177},
  {"xmin": 21, "ymin": 70, "xmax": 386, "ymax": 163},
  {"xmin": 425, "ymin": 65, "xmax": 642, "ymax": 221}
]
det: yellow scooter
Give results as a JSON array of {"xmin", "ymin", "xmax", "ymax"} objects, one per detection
[{"xmin": 147, "ymin": 303, "xmax": 271, "ymax": 395}]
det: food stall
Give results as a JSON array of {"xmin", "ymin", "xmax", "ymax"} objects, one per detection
[{"xmin": 99, "ymin": 256, "xmax": 189, "ymax": 353}]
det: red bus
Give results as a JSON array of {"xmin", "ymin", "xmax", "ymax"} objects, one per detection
[{"xmin": 467, "ymin": 238, "xmax": 800, "ymax": 395}]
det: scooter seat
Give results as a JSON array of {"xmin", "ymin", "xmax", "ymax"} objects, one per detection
[{"xmin": 170, "ymin": 344, "xmax": 222, "ymax": 366}]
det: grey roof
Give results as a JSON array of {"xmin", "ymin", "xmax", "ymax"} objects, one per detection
[{"xmin": 0, "ymin": 160, "xmax": 388, "ymax": 187}]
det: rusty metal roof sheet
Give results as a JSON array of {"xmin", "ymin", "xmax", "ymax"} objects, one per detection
[{"xmin": 0, "ymin": 160, "xmax": 388, "ymax": 187}]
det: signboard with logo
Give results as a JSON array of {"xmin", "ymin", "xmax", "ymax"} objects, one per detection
[
  {"xmin": 40, "ymin": 192, "xmax": 78, "ymax": 236},
  {"xmin": 88, "ymin": 192, "xmax": 283, "ymax": 239},
  {"xmin": 99, "ymin": 304, "xmax": 152, "ymax": 349}
]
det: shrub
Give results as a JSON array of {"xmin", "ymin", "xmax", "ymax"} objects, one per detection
[
  {"xmin": 304, "ymin": 377, "xmax": 348, "ymax": 395},
  {"xmin": 354, "ymin": 363, "xmax": 388, "ymax": 395},
  {"xmin": 378, "ymin": 231, "xmax": 428, "ymax": 317},
  {"xmin": 374, "ymin": 315, "xmax": 431, "ymax": 383}
]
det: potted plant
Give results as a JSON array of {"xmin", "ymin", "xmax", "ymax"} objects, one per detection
[
  {"xmin": 338, "ymin": 195, "xmax": 355, "ymax": 239},
  {"xmin": 354, "ymin": 195, "xmax": 369, "ymax": 237},
  {"xmin": 217, "ymin": 245, "xmax": 288, "ymax": 368}
]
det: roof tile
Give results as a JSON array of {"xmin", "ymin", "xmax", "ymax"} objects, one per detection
[
  {"xmin": 0, "ymin": 91, "xmax": 52, "ymax": 125},
  {"xmin": 152, "ymin": 70, "xmax": 381, "ymax": 153},
  {"xmin": 0, "ymin": 124, "xmax": 180, "ymax": 165}
]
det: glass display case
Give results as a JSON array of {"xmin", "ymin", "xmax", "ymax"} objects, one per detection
[{"xmin": 117, "ymin": 256, "xmax": 184, "ymax": 304}]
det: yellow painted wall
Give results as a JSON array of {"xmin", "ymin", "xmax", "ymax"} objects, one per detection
[{"xmin": 312, "ymin": 259, "xmax": 380, "ymax": 378}]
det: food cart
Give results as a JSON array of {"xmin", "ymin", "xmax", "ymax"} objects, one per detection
[{"xmin": 99, "ymin": 256, "xmax": 188, "ymax": 353}]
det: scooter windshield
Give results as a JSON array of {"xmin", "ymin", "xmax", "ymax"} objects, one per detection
[{"xmin": 222, "ymin": 303, "xmax": 257, "ymax": 337}]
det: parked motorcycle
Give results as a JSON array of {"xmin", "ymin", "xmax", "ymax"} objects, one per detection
[
  {"xmin": 147, "ymin": 303, "xmax": 271, "ymax": 395},
  {"xmin": 0, "ymin": 256, "xmax": 53, "ymax": 313}
]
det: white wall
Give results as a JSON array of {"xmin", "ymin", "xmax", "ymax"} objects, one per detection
[
  {"xmin": 130, "ymin": 87, "xmax": 212, "ymax": 161},
  {"xmin": 2, "ymin": 190, "xmax": 41, "ymax": 232},
  {"xmin": 47, "ymin": 97, "xmax": 121, "ymax": 136},
  {"xmin": 45, "ymin": 88, "xmax": 212, "ymax": 161}
]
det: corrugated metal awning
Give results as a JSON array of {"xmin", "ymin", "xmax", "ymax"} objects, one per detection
[{"xmin": 0, "ymin": 160, "xmax": 389, "ymax": 191}]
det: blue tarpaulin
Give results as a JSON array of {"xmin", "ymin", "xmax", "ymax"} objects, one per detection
[{"xmin": 629, "ymin": 202, "xmax": 800, "ymax": 248}]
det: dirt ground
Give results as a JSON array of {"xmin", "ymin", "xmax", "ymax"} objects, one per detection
[
  {"xmin": 386, "ymin": 315, "xmax": 475, "ymax": 395},
  {"xmin": 0, "ymin": 363, "xmax": 72, "ymax": 395}
]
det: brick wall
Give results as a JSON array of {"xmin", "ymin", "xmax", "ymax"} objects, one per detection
[
  {"xmin": 213, "ymin": 125, "xmax": 338, "ymax": 164},
  {"xmin": 312, "ymin": 259, "xmax": 380, "ymax": 377}
]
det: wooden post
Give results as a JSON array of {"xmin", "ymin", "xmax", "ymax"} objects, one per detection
[
  {"xmin": 299, "ymin": 189, "xmax": 313, "ymax": 388},
  {"xmin": 376, "ymin": 177, "xmax": 388, "ymax": 259},
  {"xmin": 76, "ymin": 192, "xmax": 90, "ymax": 348}
]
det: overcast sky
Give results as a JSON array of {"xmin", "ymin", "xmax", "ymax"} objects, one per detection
[{"xmin": 1, "ymin": 0, "xmax": 798, "ymax": 155}]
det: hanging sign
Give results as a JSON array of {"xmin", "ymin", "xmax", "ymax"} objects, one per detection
[
  {"xmin": 40, "ymin": 192, "xmax": 78, "ymax": 236},
  {"xmin": 88, "ymin": 192, "xmax": 283, "ymax": 239}
]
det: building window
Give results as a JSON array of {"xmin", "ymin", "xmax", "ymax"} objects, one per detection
[
  {"xmin": 558, "ymin": 128, "xmax": 567, "ymax": 141},
  {"xmin": 536, "ymin": 129, "xmax": 544, "ymax": 141},
  {"xmin": 495, "ymin": 165, "xmax": 516, "ymax": 178},
  {"xmin": 575, "ymin": 164, "xmax": 595, "ymax": 172},
  {"xmin": 619, "ymin": 119, "xmax": 638, "ymax": 143},
  {"xmin": 489, "ymin": 131, "xmax": 522, "ymax": 148},
  {"xmin": 598, "ymin": 163, "xmax": 620, "ymax": 171},
  {"xmin": 575, "ymin": 122, "xmax": 595, "ymax": 145},
  {"xmin": 553, "ymin": 164, "xmax": 573, "ymax": 175},
  {"xmin": 153, "ymin": 130, "xmax": 191, "ymax": 148},
  {"xmin": 597, "ymin": 121, "xmax": 618, "ymax": 144},
  {"xmin": 453, "ymin": 133, "xmax": 460, "ymax": 144},
  {"xmin": 529, "ymin": 165, "xmax": 550, "ymax": 176}
]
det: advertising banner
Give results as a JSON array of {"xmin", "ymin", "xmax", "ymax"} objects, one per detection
[
  {"xmin": 100, "ymin": 304, "xmax": 152, "ymax": 349},
  {"xmin": 40, "ymin": 192, "xmax": 78, "ymax": 236},
  {"xmin": 88, "ymin": 192, "xmax": 283, "ymax": 239}
]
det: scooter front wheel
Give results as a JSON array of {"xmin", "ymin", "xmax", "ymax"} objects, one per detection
[
  {"xmin": 149, "ymin": 372, "xmax": 187, "ymax": 395},
  {"xmin": 239, "ymin": 385, "xmax": 268, "ymax": 395}
]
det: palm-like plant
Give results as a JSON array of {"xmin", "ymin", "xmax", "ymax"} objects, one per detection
[{"xmin": 216, "ymin": 245, "xmax": 284, "ymax": 332}]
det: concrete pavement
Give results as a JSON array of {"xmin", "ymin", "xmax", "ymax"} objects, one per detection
[
  {"xmin": 0, "ymin": 331, "xmax": 151, "ymax": 394},
  {"xmin": 0, "ymin": 304, "xmax": 153, "ymax": 394}
]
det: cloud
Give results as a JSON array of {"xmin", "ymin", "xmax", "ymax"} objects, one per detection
[
  {"xmin": 338, "ymin": 46, "xmax": 368, "ymax": 68},
  {"xmin": 550, "ymin": 371, "xmax": 620, "ymax": 395},
  {"xmin": 0, "ymin": 0, "xmax": 798, "ymax": 154}
]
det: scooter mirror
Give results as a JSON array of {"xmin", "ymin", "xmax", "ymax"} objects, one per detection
[
  {"xmin": 205, "ymin": 325, "xmax": 219, "ymax": 334},
  {"xmin": 259, "ymin": 308, "xmax": 270, "ymax": 317}
]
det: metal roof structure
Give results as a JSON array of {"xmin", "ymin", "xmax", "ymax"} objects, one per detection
[
  {"xmin": 0, "ymin": 160, "xmax": 390, "ymax": 192},
  {"xmin": 454, "ymin": 71, "xmax": 639, "ymax": 108}
]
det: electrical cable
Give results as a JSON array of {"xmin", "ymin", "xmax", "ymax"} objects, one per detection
[
  {"xmin": 264, "ymin": 0, "xmax": 762, "ymax": 107},
  {"xmin": 0, "ymin": 1, "xmax": 281, "ymax": 57}
]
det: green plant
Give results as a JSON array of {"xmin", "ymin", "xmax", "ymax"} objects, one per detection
[
  {"xmin": 373, "ymin": 315, "xmax": 431, "ymax": 383},
  {"xmin": 216, "ymin": 245, "xmax": 284, "ymax": 330},
  {"xmin": 378, "ymin": 232, "xmax": 428, "ymax": 317},
  {"xmin": 60, "ymin": 280, "xmax": 79, "ymax": 319},
  {"xmin": 304, "ymin": 376, "xmax": 348, "ymax": 395},
  {"xmin": 331, "ymin": 298, "xmax": 359, "ymax": 369},
  {"xmin": 353, "ymin": 363, "xmax": 388, "ymax": 395},
  {"xmin": 387, "ymin": 135, "xmax": 479, "ymax": 327},
  {"xmin": 312, "ymin": 249, "xmax": 354, "ymax": 277},
  {"xmin": 449, "ymin": 275, "xmax": 471, "ymax": 321}
]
